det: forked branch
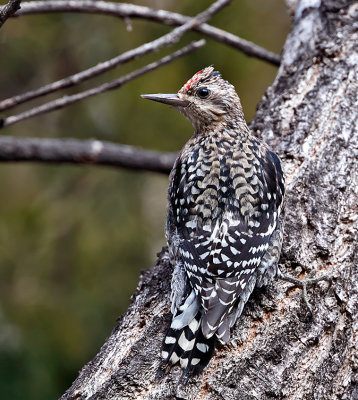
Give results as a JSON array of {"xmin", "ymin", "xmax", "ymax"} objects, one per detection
[
  {"xmin": 16, "ymin": 1, "xmax": 280, "ymax": 65},
  {"xmin": 0, "ymin": 0, "xmax": 230, "ymax": 120},
  {"xmin": 0, "ymin": 39, "xmax": 205, "ymax": 128}
]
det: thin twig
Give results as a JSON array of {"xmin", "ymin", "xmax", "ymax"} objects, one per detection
[
  {"xmin": 0, "ymin": 0, "xmax": 230, "ymax": 112},
  {"xmin": 0, "ymin": 39, "xmax": 205, "ymax": 129},
  {"xmin": 0, "ymin": 0, "xmax": 21, "ymax": 28},
  {"xmin": 0, "ymin": 136, "xmax": 176, "ymax": 174},
  {"xmin": 16, "ymin": 1, "xmax": 281, "ymax": 65}
]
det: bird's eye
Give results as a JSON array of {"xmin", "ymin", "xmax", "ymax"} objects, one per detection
[{"xmin": 197, "ymin": 87, "xmax": 210, "ymax": 99}]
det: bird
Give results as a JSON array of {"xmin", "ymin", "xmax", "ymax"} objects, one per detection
[{"xmin": 141, "ymin": 66, "xmax": 324, "ymax": 383}]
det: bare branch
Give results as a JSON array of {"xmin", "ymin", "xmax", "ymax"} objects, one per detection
[
  {"xmin": 0, "ymin": 39, "xmax": 205, "ymax": 129},
  {"xmin": 0, "ymin": 0, "xmax": 21, "ymax": 28},
  {"xmin": 0, "ymin": 31, "xmax": 197, "ymax": 112},
  {"xmin": 0, "ymin": 136, "xmax": 176, "ymax": 174},
  {"xmin": 0, "ymin": 35, "xmax": 195, "ymax": 113},
  {"xmin": 0, "ymin": 0, "xmax": 229, "ymax": 112},
  {"xmin": 16, "ymin": 1, "xmax": 281, "ymax": 65}
]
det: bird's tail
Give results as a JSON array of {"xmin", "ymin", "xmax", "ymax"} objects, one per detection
[{"xmin": 158, "ymin": 294, "xmax": 216, "ymax": 383}]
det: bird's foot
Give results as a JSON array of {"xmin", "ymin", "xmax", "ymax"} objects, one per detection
[{"xmin": 277, "ymin": 269, "xmax": 332, "ymax": 313}]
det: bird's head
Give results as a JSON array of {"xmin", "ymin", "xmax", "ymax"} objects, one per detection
[{"xmin": 141, "ymin": 66, "xmax": 244, "ymax": 132}]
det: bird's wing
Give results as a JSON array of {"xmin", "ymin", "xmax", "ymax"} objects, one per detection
[{"xmin": 174, "ymin": 149, "xmax": 284, "ymax": 341}]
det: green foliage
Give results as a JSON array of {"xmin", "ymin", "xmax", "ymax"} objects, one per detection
[{"xmin": 0, "ymin": 0, "xmax": 289, "ymax": 398}]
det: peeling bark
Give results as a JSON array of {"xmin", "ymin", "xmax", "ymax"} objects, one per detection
[{"xmin": 61, "ymin": 1, "xmax": 358, "ymax": 399}]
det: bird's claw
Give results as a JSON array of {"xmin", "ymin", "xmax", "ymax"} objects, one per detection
[{"xmin": 277, "ymin": 270, "xmax": 331, "ymax": 312}]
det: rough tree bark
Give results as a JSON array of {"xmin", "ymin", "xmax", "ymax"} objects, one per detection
[{"xmin": 61, "ymin": 1, "xmax": 358, "ymax": 399}]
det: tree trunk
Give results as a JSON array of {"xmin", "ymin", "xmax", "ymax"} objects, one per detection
[{"xmin": 61, "ymin": 1, "xmax": 358, "ymax": 399}]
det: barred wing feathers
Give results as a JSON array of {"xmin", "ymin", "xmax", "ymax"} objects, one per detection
[{"xmin": 171, "ymin": 147, "xmax": 284, "ymax": 342}]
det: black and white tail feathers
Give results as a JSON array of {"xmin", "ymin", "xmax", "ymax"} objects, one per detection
[
  {"xmin": 157, "ymin": 273, "xmax": 257, "ymax": 383},
  {"xmin": 158, "ymin": 309, "xmax": 216, "ymax": 383},
  {"xmin": 157, "ymin": 288, "xmax": 216, "ymax": 383}
]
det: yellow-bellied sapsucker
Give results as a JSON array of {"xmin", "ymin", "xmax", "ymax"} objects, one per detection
[{"xmin": 142, "ymin": 66, "xmax": 285, "ymax": 381}]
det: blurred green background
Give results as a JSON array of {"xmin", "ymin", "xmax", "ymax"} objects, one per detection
[{"xmin": 0, "ymin": 1, "xmax": 290, "ymax": 398}]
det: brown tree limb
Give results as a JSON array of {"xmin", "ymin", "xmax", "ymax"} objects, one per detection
[
  {"xmin": 60, "ymin": 1, "xmax": 358, "ymax": 398},
  {"xmin": 0, "ymin": 39, "xmax": 205, "ymax": 129},
  {"xmin": 15, "ymin": 1, "xmax": 281, "ymax": 66},
  {"xmin": 0, "ymin": 31, "xmax": 193, "ymax": 112},
  {"xmin": 0, "ymin": 0, "xmax": 21, "ymax": 28},
  {"xmin": 0, "ymin": 136, "xmax": 176, "ymax": 173},
  {"xmin": 0, "ymin": 0, "xmax": 231, "ymax": 113}
]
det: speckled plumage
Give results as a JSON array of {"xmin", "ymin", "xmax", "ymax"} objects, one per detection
[{"xmin": 143, "ymin": 66, "xmax": 285, "ymax": 381}]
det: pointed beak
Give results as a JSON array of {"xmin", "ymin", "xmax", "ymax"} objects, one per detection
[{"xmin": 141, "ymin": 93, "xmax": 189, "ymax": 107}]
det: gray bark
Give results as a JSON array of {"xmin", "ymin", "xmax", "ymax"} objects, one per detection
[{"xmin": 61, "ymin": 1, "xmax": 358, "ymax": 399}]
